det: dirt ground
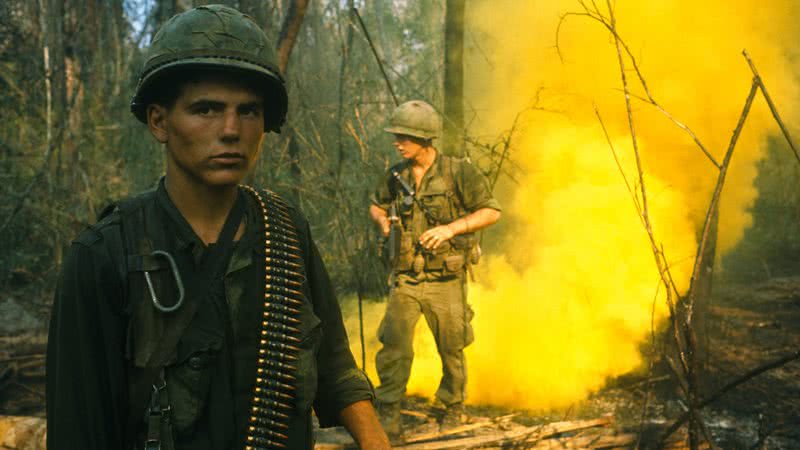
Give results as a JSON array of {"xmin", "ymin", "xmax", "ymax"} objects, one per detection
[
  {"xmin": 318, "ymin": 277, "xmax": 800, "ymax": 449},
  {"xmin": 556, "ymin": 275, "xmax": 800, "ymax": 449},
  {"xmin": 1, "ymin": 277, "xmax": 799, "ymax": 449}
]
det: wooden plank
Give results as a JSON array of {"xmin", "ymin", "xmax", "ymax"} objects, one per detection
[
  {"xmin": 395, "ymin": 417, "xmax": 613, "ymax": 450},
  {"xmin": 587, "ymin": 433, "xmax": 636, "ymax": 449},
  {"xmin": 314, "ymin": 444, "xmax": 346, "ymax": 450},
  {"xmin": 401, "ymin": 409, "xmax": 431, "ymax": 419},
  {"xmin": 0, "ymin": 415, "xmax": 47, "ymax": 450},
  {"xmin": 404, "ymin": 414, "xmax": 519, "ymax": 444},
  {"xmin": 519, "ymin": 432, "xmax": 635, "ymax": 450},
  {"xmin": 525, "ymin": 417, "xmax": 614, "ymax": 439},
  {"xmin": 403, "ymin": 419, "xmax": 494, "ymax": 443}
]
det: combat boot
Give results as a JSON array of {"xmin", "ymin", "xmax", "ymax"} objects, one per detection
[
  {"xmin": 439, "ymin": 403, "xmax": 466, "ymax": 430},
  {"xmin": 378, "ymin": 402, "xmax": 403, "ymax": 442}
]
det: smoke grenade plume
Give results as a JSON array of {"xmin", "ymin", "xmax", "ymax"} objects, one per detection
[{"xmin": 349, "ymin": 0, "xmax": 800, "ymax": 411}]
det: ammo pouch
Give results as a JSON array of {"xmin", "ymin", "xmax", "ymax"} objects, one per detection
[
  {"xmin": 451, "ymin": 233, "xmax": 476, "ymax": 251},
  {"xmin": 452, "ymin": 232, "xmax": 480, "ymax": 265},
  {"xmin": 421, "ymin": 232, "xmax": 478, "ymax": 273},
  {"xmin": 396, "ymin": 232, "xmax": 479, "ymax": 274},
  {"xmin": 423, "ymin": 239, "xmax": 452, "ymax": 271},
  {"xmin": 423, "ymin": 239, "xmax": 467, "ymax": 274},
  {"xmin": 468, "ymin": 244, "xmax": 482, "ymax": 265},
  {"xmin": 443, "ymin": 254, "xmax": 465, "ymax": 273}
]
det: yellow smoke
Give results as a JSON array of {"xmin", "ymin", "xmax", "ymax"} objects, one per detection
[{"xmin": 348, "ymin": 0, "xmax": 800, "ymax": 411}]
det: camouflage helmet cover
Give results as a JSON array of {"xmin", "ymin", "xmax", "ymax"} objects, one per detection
[
  {"xmin": 384, "ymin": 100, "xmax": 442, "ymax": 140},
  {"xmin": 130, "ymin": 4, "xmax": 287, "ymax": 133}
]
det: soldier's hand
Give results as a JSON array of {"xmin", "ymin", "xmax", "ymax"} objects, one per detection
[
  {"xmin": 380, "ymin": 216, "xmax": 398, "ymax": 237},
  {"xmin": 419, "ymin": 225, "xmax": 455, "ymax": 250},
  {"xmin": 380, "ymin": 219, "xmax": 391, "ymax": 237}
]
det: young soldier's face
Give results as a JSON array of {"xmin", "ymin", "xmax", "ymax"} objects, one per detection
[
  {"xmin": 393, "ymin": 134, "xmax": 428, "ymax": 161},
  {"xmin": 148, "ymin": 77, "xmax": 265, "ymax": 188}
]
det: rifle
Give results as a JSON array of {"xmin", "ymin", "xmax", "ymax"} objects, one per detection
[
  {"xmin": 379, "ymin": 203, "xmax": 402, "ymax": 268},
  {"xmin": 390, "ymin": 169, "xmax": 439, "ymax": 226},
  {"xmin": 379, "ymin": 168, "xmax": 429, "ymax": 268}
]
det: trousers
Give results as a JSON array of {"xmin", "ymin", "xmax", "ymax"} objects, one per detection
[{"xmin": 375, "ymin": 272, "xmax": 474, "ymax": 406}]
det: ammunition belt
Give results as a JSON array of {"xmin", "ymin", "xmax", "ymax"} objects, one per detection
[{"xmin": 241, "ymin": 186, "xmax": 305, "ymax": 450}]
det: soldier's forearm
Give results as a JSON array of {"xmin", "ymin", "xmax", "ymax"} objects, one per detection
[
  {"xmin": 369, "ymin": 204, "xmax": 388, "ymax": 225},
  {"xmin": 339, "ymin": 399, "xmax": 392, "ymax": 450},
  {"xmin": 369, "ymin": 204, "xmax": 393, "ymax": 237},
  {"xmin": 370, "ymin": 204, "xmax": 389, "ymax": 228},
  {"xmin": 447, "ymin": 208, "xmax": 501, "ymax": 236}
]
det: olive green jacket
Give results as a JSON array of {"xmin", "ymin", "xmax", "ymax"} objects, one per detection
[
  {"xmin": 46, "ymin": 180, "xmax": 372, "ymax": 449},
  {"xmin": 371, "ymin": 153, "xmax": 501, "ymax": 274}
]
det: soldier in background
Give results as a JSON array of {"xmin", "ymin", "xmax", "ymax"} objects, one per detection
[
  {"xmin": 46, "ymin": 5, "xmax": 390, "ymax": 449},
  {"xmin": 369, "ymin": 100, "xmax": 502, "ymax": 439}
]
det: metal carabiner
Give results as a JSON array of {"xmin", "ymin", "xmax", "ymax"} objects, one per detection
[{"xmin": 144, "ymin": 250, "xmax": 185, "ymax": 313}]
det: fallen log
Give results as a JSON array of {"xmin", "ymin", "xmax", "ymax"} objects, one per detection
[
  {"xmin": 401, "ymin": 409, "xmax": 431, "ymax": 419},
  {"xmin": 0, "ymin": 415, "xmax": 46, "ymax": 450},
  {"xmin": 404, "ymin": 414, "xmax": 518, "ymax": 444},
  {"xmin": 524, "ymin": 433, "xmax": 636, "ymax": 450},
  {"xmin": 395, "ymin": 417, "xmax": 614, "ymax": 450}
]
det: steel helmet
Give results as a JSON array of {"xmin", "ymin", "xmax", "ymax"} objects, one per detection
[
  {"xmin": 130, "ymin": 4, "xmax": 287, "ymax": 133},
  {"xmin": 384, "ymin": 100, "xmax": 442, "ymax": 140}
]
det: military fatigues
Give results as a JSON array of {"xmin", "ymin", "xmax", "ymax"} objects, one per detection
[
  {"xmin": 371, "ymin": 154, "xmax": 500, "ymax": 406},
  {"xmin": 46, "ymin": 180, "xmax": 372, "ymax": 450}
]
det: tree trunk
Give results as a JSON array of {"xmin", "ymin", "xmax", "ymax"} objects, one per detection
[
  {"xmin": 443, "ymin": 0, "xmax": 465, "ymax": 156},
  {"xmin": 41, "ymin": 0, "xmax": 66, "ymax": 187},
  {"xmin": 693, "ymin": 206, "xmax": 718, "ymax": 371},
  {"xmin": 276, "ymin": 0, "xmax": 309, "ymax": 73},
  {"xmin": 335, "ymin": 0, "xmax": 355, "ymax": 183},
  {"xmin": 239, "ymin": 0, "xmax": 268, "ymax": 31},
  {"xmin": 154, "ymin": 0, "xmax": 183, "ymax": 30},
  {"xmin": 275, "ymin": 0, "xmax": 310, "ymax": 203}
]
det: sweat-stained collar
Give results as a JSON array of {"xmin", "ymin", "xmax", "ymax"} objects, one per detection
[
  {"xmin": 399, "ymin": 150, "xmax": 442, "ymax": 194},
  {"xmin": 153, "ymin": 177, "xmax": 257, "ymax": 274}
]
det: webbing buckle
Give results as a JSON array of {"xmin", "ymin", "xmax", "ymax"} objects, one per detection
[{"xmin": 143, "ymin": 378, "xmax": 170, "ymax": 450}]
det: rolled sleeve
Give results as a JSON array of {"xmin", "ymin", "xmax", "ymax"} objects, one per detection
[
  {"xmin": 459, "ymin": 161, "xmax": 502, "ymax": 212},
  {"xmin": 370, "ymin": 172, "xmax": 394, "ymax": 211},
  {"xmin": 313, "ymin": 367, "xmax": 374, "ymax": 427}
]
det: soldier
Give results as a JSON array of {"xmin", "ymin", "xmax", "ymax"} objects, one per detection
[
  {"xmin": 369, "ymin": 100, "xmax": 502, "ymax": 438},
  {"xmin": 46, "ymin": 5, "xmax": 391, "ymax": 450}
]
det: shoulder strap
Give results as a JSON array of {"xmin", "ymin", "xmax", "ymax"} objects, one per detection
[
  {"xmin": 442, "ymin": 155, "xmax": 467, "ymax": 213},
  {"xmin": 124, "ymin": 190, "xmax": 246, "ymax": 444},
  {"xmin": 96, "ymin": 202, "xmax": 118, "ymax": 222},
  {"xmin": 388, "ymin": 159, "xmax": 411, "ymax": 199},
  {"xmin": 117, "ymin": 192, "xmax": 164, "ymax": 444}
]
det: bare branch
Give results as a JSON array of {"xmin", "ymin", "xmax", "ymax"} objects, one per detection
[
  {"xmin": 276, "ymin": 0, "xmax": 310, "ymax": 73},
  {"xmin": 687, "ymin": 80, "xmax": 759, "ymax": 307},
  {"xmin": 490, "ymin": 109, "xmax": 525, "ymax": 191},
  {"xmin": 555, "ymin": 12, "xmax": 595, "ymax": 63},
  {"xmin": 658, "ymin": 349, "xmax": 800, "ymax": 445},
  {"xmin": 1, "ymin": 84, "xmax": 80, "ymax": 235},
  {"xmin": 624, "ymin": 90, "xmax": 721, "ymax": 169},
  {"xmin": 560, "ymin": 2, "xmax": 720, "ymax": 170},
  {"xmin": 634, "ymin": 281, "xmax": 662, "ymax": 450},
  {"xmin": 606, "ymin": 0, "xmax": 672, "ymax": 296},
  {"xmin": 602, "ymin": 2, "xmax": 705, "ymax": 444},
  {"xmin": 594, "ymin": 105, "xmax": 642, "ymax": 217},
  {"xmin": 742, "ymin": 50, "xmax": 800, "ymax": 164},
  {"xmin": 352, "ymin": 7, "xmax": 399, "ymax": 106}
]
